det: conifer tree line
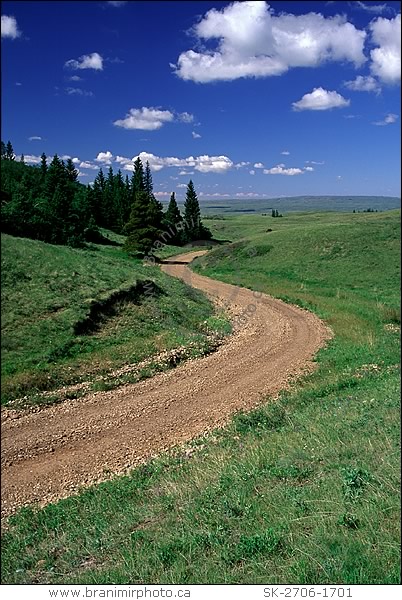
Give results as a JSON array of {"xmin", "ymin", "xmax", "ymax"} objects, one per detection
[{"xmin": 1, "ymin": 140, "xmax": 211, "ymax": 252}]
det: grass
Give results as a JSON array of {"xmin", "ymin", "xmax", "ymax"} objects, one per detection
[
  {"xmin": 1, "ymin": 210, "xmax": 400, "ymax": 584},
  {"xmin": 1, "ymin": 234, "xmax": 229, "ymax": 405}
]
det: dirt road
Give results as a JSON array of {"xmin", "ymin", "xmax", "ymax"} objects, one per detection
[{"xmin": 1, "ymin": 251, "xmax": 331, "ymax": 516}]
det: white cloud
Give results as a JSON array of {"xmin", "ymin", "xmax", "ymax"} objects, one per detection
[
  {"xmin": 133, "ymin": 151, "xmax": 234, "ymax": 173},
  {"xmin": 372, "ymin": 113, "xmax": 399, "ymax": 126},
  {"xmin": 65, "ymin": 87, "xmax": 94, "ymax": 97},
  {"xmin": 306, "ymin": 160, "xmax": 325, "ymax": 165},
  {"xmin": 80, "ymin": 161, "xmax": 99, "ymax": 170},
  {"xmin": 1, "ymin": 15, "xmax": 21, "ymax": 39},
  {"xmin": 177, "ymin": 183, "xmax": 188, "ymax": 188},
  {"xmin": 281, "ymin": 150, "xmax": 290, "ymax": 155},
  {"xmin": 69, "ymin": 75, "xmax": 83, "ymax": 82},
  {"xmin": 369, "ymin": 14, "xmax": 401, "ymax": 84},
  {"xmin": 106, "ymin": 1, "xmax": 127, "ymax": 6},
  {"xmin": 235, "ymin": 161, "xmax": 250, "ymax": 168},
  {"xmin": 263, "ymin": 163, "xmax": 304, "ymax": 175},
  {"xmin": 173, "ymin": 1, "xmax": 366, "ymax": 83},
  {"xmin": 254, "ymin": 162, "xmax": 264, "ymax": 168},
  {"xmin": 249, "ymin": 169, "xmax": 255, "ymax": 175},
  {"xmin": 65, "ymin": 52, "xmax": 103, "ymax": 71},
  {"xmin": 15, "ymin": 82, "xmax": 22, "ymax": 86},
  {"xmin": 114, "ymin": 107, "xmax": 175, "ymax": 130},
  {"xmin": 72, "ymin": 157, "xmax": 80, "ymax": 164},
  {"xmin": 344, "ymin": 75, "xmax": 381, "ymax": 93},
  {"xmin": 114, "ymin": 107, "xmax": 195, "ymax": 130},
  {"xmin": 305, "ymin": 166, "xmax": 314, "ymax": 172},
  {"xmin": 28, "ymin": 136, "xmax": 42, "ymax": 141},
  {"xmin": 178, "ymin": 112, "xmax": 194, "ymax": 123},
  {"xmin": 192, "ymin": 131, "xmax": 202, "ymax": 138},
  {"xmin": 95, "ymin": 151, "xmax": 113, "ymax": 164},
  {"xmin": 355, "ymin": 1, "xmax": 391, "ymax": 14},
  {"xmin": 154, "ymin": 191, "xmax": 171, "ymax": 197},
  {"xmin": 24, "ymin": 155, "xmax": 42, "ymax": 164},
  {"xmin": 292, "ymin": 87, "xmax": 350, "ymax": 111},
  {"xmin": 236, "ymin": 192, "xmax": 262, "ymax": 198}
]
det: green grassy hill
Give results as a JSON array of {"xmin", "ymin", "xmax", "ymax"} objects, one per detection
[
  {"xmin": 1, "ymin": 234, "xmax": 229, "ymax": 405},
  {"xmin": 2, "ymin": 211, "xmax": 400, "ymax": 584}
]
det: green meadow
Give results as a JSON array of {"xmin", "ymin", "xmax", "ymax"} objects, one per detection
[
  {"xmin": 1, "ymin": 234, "xmax": 228, "ymax": 405},
  {"xmin": 1, "ymin": 209, "xmax": 400, "ymax": 584}
]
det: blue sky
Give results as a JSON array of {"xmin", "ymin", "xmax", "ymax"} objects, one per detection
[{"xmin": 1, "ymin": 1, "xmax": 401, "ymax": 200}]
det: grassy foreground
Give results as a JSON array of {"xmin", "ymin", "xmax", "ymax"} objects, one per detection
[
  {"xmin": 1, "ymin": 234, "xmax": 228, "ymax": 405},
  {"xmin": 1, "ymin": 210, "xmax": 400, "ymax": 584}
]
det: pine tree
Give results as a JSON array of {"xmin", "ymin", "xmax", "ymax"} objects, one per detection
[
  {"xmin": 164, "ymin": 192, "xmax": 183, "ymax": 244},
  {"xmin": 183, "ymin": 180, "xmax": 211, "ymax": 242},
  {"xmin": 144, "ymin": 160, "xmax": 163, "ymax": 230},
  {"xmin": 131, "ymin": 157, "xmax": 145, "ymax": 202},
  {"xmin": 123, "ymin": 190, "xmax": 160, "ymax": 255},
  {"xmin": 5, "ymin": 141, "xmax": 15, "ymax": 160},
  {"xmin": 91, "ymin": 168, "xmax": 106, "ymax": 225},
  {"xmin": 65, "ymin": 158, "xmax": 78, "ymax": 182},
  {"xmin": 1, "ymin": 141, "xmax": 6, "ymax": 160},
  {"xmin": 20, "ymin": 154, "xmax": 25, "ymax": 164},
  {"xmin": 40, "ymin": 153, "xmax": 48, "ymax": 180}
]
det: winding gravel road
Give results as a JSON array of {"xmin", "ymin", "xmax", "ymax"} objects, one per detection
[{"xmin": 1, "ymin": 251, "xmax": 331, "ymax": 517}]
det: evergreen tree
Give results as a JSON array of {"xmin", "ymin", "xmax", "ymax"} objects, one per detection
[
  {"xmin": 40, "ymin": 153, "xmax": 48, "ymax": 180},
  {"xmin": 91, "ymin": 168, "xmax": 106, "ymax": 225},
  {"xmin": 5, "ymin": 141, "xmax": 15, "ymax": 160},
  {"xmin": 1, "ymin": 141, "xmax": 6, "ymax": 160},
  {"xmin": 20, "ymin": 154, "xmax": 25, "ymax": 164},
  {"xmin": 183, "ymin": 180, "xmax": 211, "ymax": 242},
  {"xmin": 65, "ymin": 158, "xmax": 78, "ymax": 182},
  {"xmin": 131, "ymin": 157, "xmax": 145, "ymax": 202},
  {"xmin": 123, "ymin": 190, "xmax": 160, "ymax": 255},
  {"xmin": 164, "ymin": 192, "xmax": 183, "ymax": 244},
  {"xmin": 144, "ymin": 160, "xmax": 163, "ymax": 230}
]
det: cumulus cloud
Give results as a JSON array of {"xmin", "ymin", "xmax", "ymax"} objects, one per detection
[
  {"xmin": 95, "ymin": 151, "xmax": 113, "ymax": 164},
  {"xmin": 23, "ymin": 155, "xmax": 42, "ymax": 164},
  {"xmin": 65, "ymin": 87, "xmax": 94, "ymax": 97},
  {"xmin": 344, "ymin": 75, "xmax": 381, "ymax": 93},
  {"xmin": 249, "ymin": 169, "xmax": 255, "ymax": 175},
  {"xmin": 80, "ymin": 161, "xmax": 99, "ymax": 170},
  {"xmin": 173, "ymin": 1, "xmax": 366, "ymax": 82},
  {"xmin": 177, "ymin": 183, "xmax": 188, "ymax": 188},
  {"xmin": 372, "ymin": 113, "xmax": 399, "ymax": 126},
  {"xmin": 192, "ymin": 131, "xmax": 202, "ymax": 138},
  {"xmin": 113, "ymin": 107, "xmax": 175, "ymax": 130},
  {"xmin": 263, "ymin": 163, "xmax": 304, "ymax": 175},
  {"xmin": 305, "ymin": 166, "xmax": 314, "ymax": 172},
  {"xmin": 281, "ymin": 150, "xmax": 290, "ymax": 155},
  {"xmin": 28, "ymin": 136, "xmax": 42, "ymax": 141},
  {"xmin": 65, "ymin": 52, "xmax": 103, "ymax": 71},
  {"xmin": 235, "ymin": 161, "xmax": 250, "ymax": 168},
  {"xmin": 69, "ymin": 75, "xmax": 83, "ymax": 82},
  {"xmin": 369, "ymin": 14, "xmax": 401, "ymax": 84},
  {"xmin": 133, "ymin": 151, "xmax": 233, "ymax": 173},
  {"xmin": 292, "ymin": 87, "xmax": 350, "ymax": 111},
  {"xmin": 254, "ymin": 162, "xmax": 265, "ymax": 168},
  {"xmin": 1, "ymin": 15, "xmax": 21, "ymax": 39}
]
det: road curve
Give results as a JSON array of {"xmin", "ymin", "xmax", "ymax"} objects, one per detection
[{"xmin": 1, "ymin": 251, "xmax": 331, "ymax": 516}]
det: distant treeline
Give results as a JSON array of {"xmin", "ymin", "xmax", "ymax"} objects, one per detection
[{"xmin": 1, "ymin": 141, "xmax": 211, "ymax": 253}]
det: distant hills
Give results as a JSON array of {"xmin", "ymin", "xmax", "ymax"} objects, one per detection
[{"xmin": 169, "ymin": 195, "xmax": 401, "ymax": 215}]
